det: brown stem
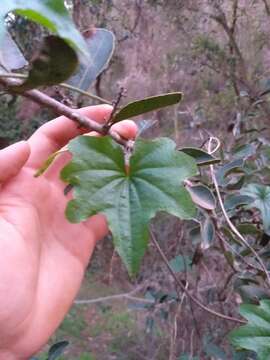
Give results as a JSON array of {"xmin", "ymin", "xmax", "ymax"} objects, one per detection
[
  {"xmin": 0, "ymin": 76, "xmax": 132, "ymax": 148},
  {"xmin": 262, "ymin": 0, "xmax": 270, "ymax": 15},
  {"xmin": 150, "ymin": 228, "xmax": 245, "ymax": 324}
]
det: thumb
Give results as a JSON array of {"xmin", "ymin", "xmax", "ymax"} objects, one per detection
[{"xmin": 0, "ymin": 141, "xmax": 31, "ymax": 183}]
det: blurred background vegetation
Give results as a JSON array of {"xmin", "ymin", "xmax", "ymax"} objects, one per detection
[{"xmin": 2, "ymin": 0, "xmax": 270, "ymax": 359}]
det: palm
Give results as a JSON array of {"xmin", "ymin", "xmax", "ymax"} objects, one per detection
[{"xmin": 0, "ymin": 105, "xmax": 137, "ymax": 358}]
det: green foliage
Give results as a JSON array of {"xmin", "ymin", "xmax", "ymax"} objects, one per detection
[
  {"xmin": 35, "ymin": 150, "xmax": 66, "ymax": 177},
  {"xmin": 192, "ymin": 35, "xmax": 226, "ymax": 70},
  {"xmin": 186, "ymin": 184, "xmax": 216, "ymax": 210},
  {"xmin": 224, "ymin": 194, "xmax": 254, "ymax": 212},
  {"xmin": 169, "ymin": 254, "xmax": 192, "ymax": 273},
  {"xmin": 3, "ymin": 1, "xmax": 270, "ymax": 357},
  {"xmin": 0, "ymin": 96, "xmax": 23, "ymax": 144},
  {"xmin": 179, "ymin": 147, "xmax": 220, "ymax": 166},
  {"xmin": 241, "ymin": 184, "xmax": 270, "ymax": 235},
  {"xmin": 61, "ymin": 136, "xmax": 197, "ymax": 275},
  {"xmin": 201, "ymin": 216, "xmax": 215, "ymax": 250},
  {"xmin": 0, "ymin": 0, "xmax": 88, "ymax": 56},
  {"xmin": 112, "ymin": 92, "xmax": 182, "ymax": 123},
  {"xmin": 30, "ymin": 341, "xmax": 69, "ymax": 360},
  {"xmin": 60, "ymin": 308, "xmax": 87, "ymax": 338},
  {"xmin": 68, "ymin": 28, "xmax": 115, "ymax": 90},
  {"xmin": 178, "ymin": 355, "xmax": 199, "ymax": 360},
  {"xmin": 230, "ymin": 300, "xmax": 270, "ymax": 359},
  {"xmin": 12, "ymin": 36, "xmax": 78, "ymax": 91},
  {"xmin": 47, "ymin": 341, "xmax": 69, "ymax": 360},
  {"xmin": 77, "ymin": 353, "xmax": 96, "ymax": 360},
  {"xmin": 216, "ymin": 159, "xmax": 245, "ymax": 187}
]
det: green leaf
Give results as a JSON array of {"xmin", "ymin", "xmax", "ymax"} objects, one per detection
[
  {"xmin": 216, "ymin": 159, "xmax": 245, "ymax": 187},
  {"xmin": 230, "ymin": 299, "xmax": 270, "ymax": 360},
  {"xmin": 237, "ymin": 285, "xmax": 270, "ymax": 304},
  {"xmin": 12, "ymin": 36, "xmax": 78, "ymax": 91},
  {"xmin": 179, "ymin": 147, "xmax": 220, "ymax": 166},
  {"xmin": 204, "ymin": 342, "xmax": 227, "ymax": 360},
  {"xmin": 35, "ymin": 149, "xmax": 67, "ymax": 177},
  {"xmin": 237, "ymin": 223, "xmax": 262, "ymax": 236},
  {"xmin": 178, "ymin": 355, "xmax": 199, "ymax": 360},
  {"xmin": 189, "ymin": 226, "xmax": 202, "ymax": 244},
  {"xmin": 241, "ymin": 184, "xmax": 270, "ymax": 235},
  {"xmin": 61, "ymin": 136, "xmax": 197, "ymax": 275},
  {"xmin": 0, "ymin": 31, "xmax": 27, "ymax": 70},
  {"xmin": 169, "ymin": 255, "xmax": 192, "ymax": 273},
  {"xmin": 112, "ymin": 92, "xmax": 182, "ymax": 123},
  {"xmin": 201, "ymin": 216, "xmax": 215, "ymax": 250},
  {"xmin": 0, "ymin": 0, "xmax": 88, "ymax": 56},
  {"xmin": 47, "ymin": 341, "xmax": 69, "ymax": 360},
  {"xmin": 232, "ymin": 143, "xmax": 256, "ymax": 160},
  {"xmin": 68, "ymin": 28, "xmax": 115, "ymax": 90},
  {"xmin": 227, "ymin": 175, "xmax": 246, "ymax": 191},
  {"xmin": 224, "ymin": 194, "xmax": 254, "ymax": 211},
  {"xmin": 186, "ymin": 184, "xmax": 216, "ymax": 210}
]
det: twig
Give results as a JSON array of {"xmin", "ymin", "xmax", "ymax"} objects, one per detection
[
  {"xmin": 105, "ymin": 86, "xmax": 126, "ymax": 129},
  {"xmin": 74, "ymin": 286, "xmax": 153, "ymax": 305},
  {"xmin": 216, "ymin": 225, "xmax": 237, "ymax": 273},
  {"xmin": 217, "ymin": 231, "xmax": 263, "ymax": 273},
  {"xmin": 59, "ymin": 83, "xmax": 112, "ymax": 105},
  {"xmin": 169, "ymin": 282, "xmax": 187, "ymax": 360},
  {"xmin": 208, "ymin": 137, "xmax": 270, "ymax": 286},
  {"xmin": 0, "ymin": 72, "xmax": 112, "ymax": 104},
  {"xmin": 0, "ymin": 76, "xmax": 133, "ymax": 148},
  {"xmin": 262, "ymin": 0, "xmax": 270, "ymax": 15},
  {"xmin": 150, "ymin": 228, "xmax": 245, "ymax": 324}
]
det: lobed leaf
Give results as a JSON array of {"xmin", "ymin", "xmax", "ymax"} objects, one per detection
[{"xmin": 61, "ymin": 136, "xmax": 197, "ymax": 275}]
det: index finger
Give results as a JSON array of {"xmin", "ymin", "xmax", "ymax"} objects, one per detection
[{"xmin": 26, "ymin": 105, "xmax": 112, "ymax": 168}]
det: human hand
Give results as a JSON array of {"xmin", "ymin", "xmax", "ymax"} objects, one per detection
[{"xmin": 0, "ymin": 105, "xmax": 137, "ymax": 359}]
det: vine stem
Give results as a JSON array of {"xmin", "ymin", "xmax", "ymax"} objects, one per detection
[
  {"xmin": 208, "ymin": 137, "xmax": 270, "ymax": 287},
  {"xmin": 150, "ymin": 228, "xmax": 245, "ymax": 324},
  {"xmin": 0, "ymin": 76, "xmax": 133, "ymax": 148},
  {"xmin": 0, "ymin": 72, "xmax": 112, "ymax": 104}
]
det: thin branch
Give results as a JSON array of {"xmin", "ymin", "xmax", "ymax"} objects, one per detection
[
  {"xmin": 0, "ymin": 76, "xmax": 133, "ymax": 148},
  {"xmin": 169, "ymin": 282, "xmax": 187, "ymax": 360},
  {"xmin": 59, "ymin": 83, "xmax": 112, "ymax": 105},
  {"xmin": 150, "ymin": 228, "xmax": 245, "ymax": 324},
  {"xmin": 74, "ymin": 286, "xmax": 153, "ymax": 305},
  {"xmin": 262, "ymin": 0, "xmax": 270, "ymax": 15},
  {"xmin": 0, "ymin": 72, "xmax": 112, "ymax": 104},
  {"xmin": 231, "ymin": 0, "xmax": 238, "ymax": 35},
  {"xmin": 217, "ymin": 231, "xmax": 263, "ymax": 273},
  {"xmin": 208, "ymin": 137, "xmax": 270, "ymax": 287},
  {"xmin": 216, "ymin": 227, "xmax": 237, "ymax": 273}
]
